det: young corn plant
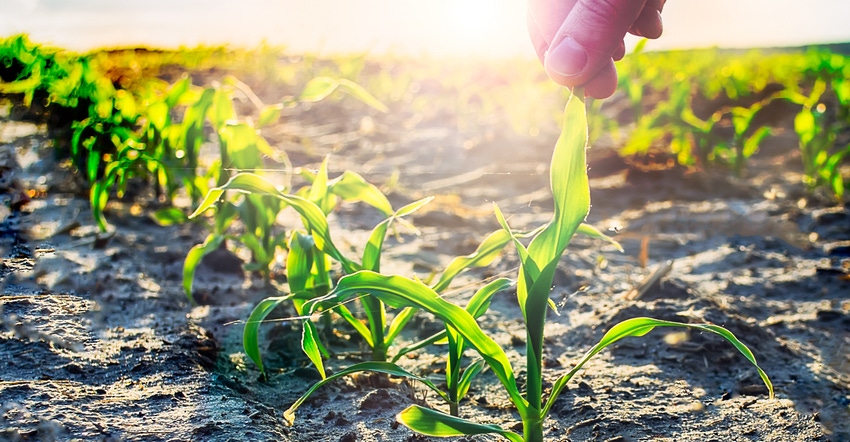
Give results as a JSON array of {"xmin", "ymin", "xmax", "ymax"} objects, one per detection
[
  {"xmin": 187, "ymin": 172, "xmax": 426, "ymax": 366},
  {"xmin": 285, "ymin": 277, "xmax": 512, "ymax": 419},
  {"xmin": 791, "ymin": 78, "xmax": 850, "ymax": 200},
  {"xmin": 289, "ymin": 89, "xmax": 773, "ymax": 441},
  {"xmin": 281, "ymin": 228, "xmax": 520, "ymax": 417},
  {"xmin": 183, "ymin": 77, "xmax": 388, "ymax": 295}
]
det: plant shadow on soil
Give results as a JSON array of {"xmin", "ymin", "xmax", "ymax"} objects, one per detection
[{"xmin": 0, "ymin": 93, "xmax": 848, "ymax": 442}]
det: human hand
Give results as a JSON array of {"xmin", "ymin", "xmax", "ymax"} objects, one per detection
[{"xmin": 528, "ymin": 0, "xmax": 665, "ymax": 98}]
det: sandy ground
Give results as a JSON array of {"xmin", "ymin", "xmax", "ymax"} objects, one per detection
[{"xmin": 0, "ymin": 90, "xmax": 848, "ymax": 442}]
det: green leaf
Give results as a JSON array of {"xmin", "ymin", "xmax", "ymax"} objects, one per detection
[
  {"xmin": 189, "ymin": 173, "xmax": 357, "ymax": 272},
  {"xmin": 258, "ymin": 103, "xmax": 283, "ymax": 128},
  {"xmin": 390, "ymin": 278, "xmax": 511, "ymax": 363},
  {"xmin": 286, "ymin": 231, "xmax": 315, "ymax": 298},
  {"xmin": 431, "ymin": 229, "xmax": 511, "ymax": 293},
  {"xmin": 151, "ymin": 207, "xmax": 188, "ymax": 226},
  {"xmin": 329, "ymin": 170, "xmax": 393, "ymax": 216},
  {"xmin": 306, "ymin": 271, "xmax": 527, "ymax": 414},
  {"xmin": 146, "ymin": 100, "xmax": 169, "ymax": 132},
  {"xmin": 384, "ymin": 306, "xmax": 416, "ymax": 349},
  {"xmin": 218, "ymin": 122, "xmax": 263, "ymax": 171},
  {"xmin": 166, "ymin": 75, "xmax": 191, "ymax": 108},
  {"xmin": 576, "ymin": 223, "xmax": 624, "ymax": 252},
  {"xmin": 397, "ymin": 405, "xmax": 522, "ymax": 442},
  {"xmin": 336, "ymin": 78, "xmax": 389, "ymax": 112},
  {"xmin": 298, "ymin": 77, "xmax": 388, "ymax": 112},
  {"xmin": 542, "ymin": 317, "xmax": 774, "ymax": 418},
  {"xmin": 90, "ymin": 179, "xmax": 110, "ymax": 233},
  {"xmin": 302, "ymin": 320, "xmax": 326, "ymax": 380},
  {"xmin": 456, "ymin": 359, "xmax": 486, "ymax": 403},
  {"xmin": 335, "ymin": 304, "xmax": 374, "ymax": 348},
  {"xmin": 526, "ymin": 90, "xmax": 589, "ymax": 270},
  {"xmin": 87, "ymin": 146, "xmax": 101, "ymax": 183},
  {"xmin": 466, "ymin": 278, "xmax": 512, "ymax": 318},
  {"xmin": 362, "ymin": 197, "xmax": 432, "ymax": 272},
  {"xmin": 210, "ymin": 86, "xmax": 236, "ymax": 129},
  {"xmin": 183, "ymin": 234, "xmax": 225, "ymax": 304},
  {"xmin": 299, "ymin": 77, "xmax": 339, "ymax": 103},
  {"xmin": 743, "ymin": 126, "xmax": 771, "ymax": 159},
  {"xmin": 244, "ymin": 295, "xmax": 292, "ymax": 374},
  {"xmin": 307, "ymin": 157, "xmax": 332, "ymax": 213}
]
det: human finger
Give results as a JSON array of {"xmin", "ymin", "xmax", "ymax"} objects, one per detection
[{"xmin": 543, "ymin": 0, "xmax": 648, "ymax": 86}]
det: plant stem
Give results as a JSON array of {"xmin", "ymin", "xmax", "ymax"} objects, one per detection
[
  {"xmin": 522, "ymin": 414, "xmax": 544, "ymax": 442},
  {"xmin": 362, "ymin": 295, "xmax": 387, "ymax": 361}
]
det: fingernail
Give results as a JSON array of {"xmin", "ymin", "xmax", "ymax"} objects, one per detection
[{"xmin": 545, "ymin": 36, "xmax": 587, "ymax": 77}]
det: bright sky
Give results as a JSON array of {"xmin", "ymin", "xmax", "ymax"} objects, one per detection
[{"xmin": 2, "ymin": 0, "xmax": 850, "ymax": 57}]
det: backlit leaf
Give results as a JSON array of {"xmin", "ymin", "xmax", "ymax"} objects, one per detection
[
  {"xmin": 542, "ymin": 317, "xmax": 774, "ymax": 418},
  {"xmin": 397, "ymin": 406, "xmax": 522, "ymax": 442}
]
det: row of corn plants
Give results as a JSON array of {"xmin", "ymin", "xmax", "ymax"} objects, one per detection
[
  {"xmin": 336, "ymin": 42, "xmax": 849, "ymax": 202},
  {"xmin": 0, "ymin": 35, "xmax": 395, "ymax": 288},
  {"xmin": 613, "ymin": 44, "xmax": 849, "ymax": 201},
  {"xmin": 213, "ymin": 89, "xmax": 774, "ymax": 441}
]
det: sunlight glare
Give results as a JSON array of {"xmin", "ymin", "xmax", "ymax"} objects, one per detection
[{"xmin": 446, "ymin": 0, "xmax": 504, "ymax": 54}]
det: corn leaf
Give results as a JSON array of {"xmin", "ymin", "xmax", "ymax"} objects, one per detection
[
  {"xmin": 337, "ymin": 78, "xmax": 389, "ymax": 112},
  {"xmin": 431, "ymin": 229, "xmax": 512, "ymax": 293},
  {"xmin": 151, "ymin": 207, "xmax": 188, "ymax": 226},
  {"xmin": 384, "ymin": 306, "xmax": 417, "ymax": 348},
  {"xmin": 243, "ymin": 295, "xmax": 292, "ymax": 375},
  {"xmin": 576, "ymin": 223, "xmax": 624, "ymax": 252},
  {"xmin": 258, "ymin": 103, "xmax": 283, "ymax": 128},
  {"xmin": 457, "ymin": 358, "xmax": 486, "ymax": 400},
  {"xmin": 526, "ymin": 90, "xmax": 589, "ymax": 272},
  {"xmin": 299, "ymin": 77, "xmax": 339, "ymax": 103},
  {"xmin": 329, "ymin": 170, "xmax": 394, "ymax": 216},
  {"xmin": 165, "ymin": 74, "xmax": 191, "ymax": 108},
  {"xmin": 306, "ymin": 271, "xmax": 528, "ymax": 414},
  {"xmin": 362, "ymin": 197, "xmax": 432, "ymax": 272},
  {"xmin": 301, "ymin": 320, "xmax": 326, "ymax": 380},
  {"xmin": 188, "ymin": 173, "xmax": 357, "ymax": 272},
  {"xmin": 397, "ymin": 405, "xmax": 522, "ymax": 442},
  {"xmin": 182, "ymin": 234, "xmax": 225, "ymax": 303},
  {"xmin": 334, "ymin": 304, "xmax": 374, "ymax": 348},
  {"xmin": 391, "ymin": 278, "xmax": 511, "ymax": 363},
  {"xmin": 542, "ymin": 317, "xmax": 774, "ymax": 418}
]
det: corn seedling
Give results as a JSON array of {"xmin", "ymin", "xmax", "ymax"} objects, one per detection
[
  {"xmin": 281, "ymin": 227, "xmax": 518, "ymax": 415},
  {"xmin": 791, "ymin": 77, "xmax": 850, "ymax": 200},
  {"xmin": 188, "ymin": 172, "xmax": 425, "ymax": 367},
  {"xmin": 183, "ymin": 76, "xmax": 388, "ymax": 293},
  {"xmin": 286, "ymin": 89, "xmax": 773, "ymax": 441},
  {"xmin": 284, "ymin": 277, "xmax": 511, "ymax": 419}
]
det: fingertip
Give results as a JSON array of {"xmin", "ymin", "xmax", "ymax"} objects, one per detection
[
  {"xmin": 613, "ymin": 41, "xmax": 626, "ymax": 61},
  {"xmin": 583, "ymin": 60, "xmax": 618, "ymax": 99},
  {"xmin": 634, "ymin": 8, "xmax": 663, "ymax": 40},
  {"xmin": 544, "ymin": 36, "xmax": 588, "ymax": 78}
]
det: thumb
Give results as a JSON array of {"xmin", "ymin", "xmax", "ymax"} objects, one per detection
[{"xmin": 543, "ymin": 0, "xmax": 647, "ymax": 85}]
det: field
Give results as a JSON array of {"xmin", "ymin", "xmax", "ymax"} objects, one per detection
[{"xmin": 0, "ymin": 36, "xmax": 848, "ymax": 441}]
